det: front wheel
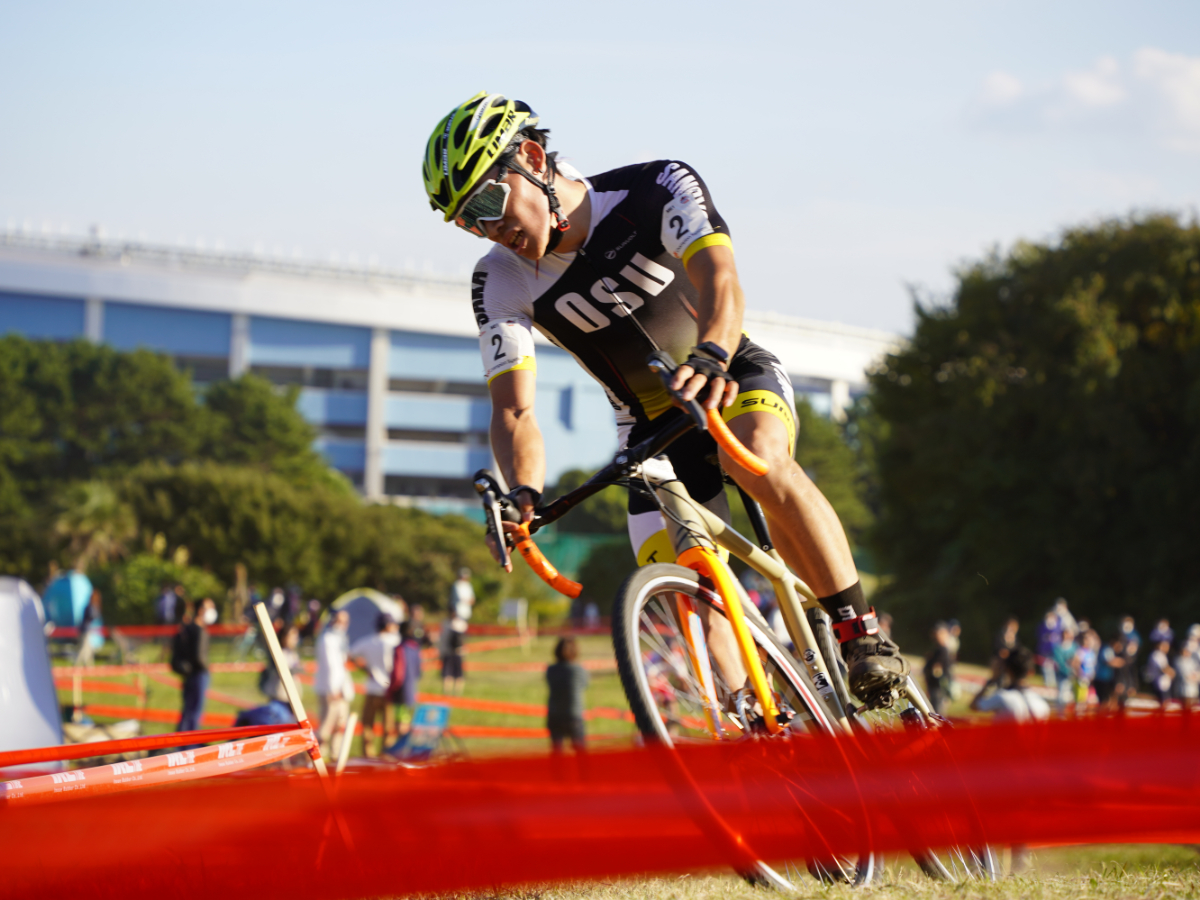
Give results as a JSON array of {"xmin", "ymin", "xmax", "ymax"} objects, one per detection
[{"xmin": 611, "ymin": 563, "xmax": 873, "ymax": 888}]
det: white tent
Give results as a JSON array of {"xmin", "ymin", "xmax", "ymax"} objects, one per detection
[
  {"xmin": 331, "ymin": 588, "xmax": 405, "ymax": 647},
  {"xmin": 0, "ymin": 578, "xmax": 63, "ymax": 770}
]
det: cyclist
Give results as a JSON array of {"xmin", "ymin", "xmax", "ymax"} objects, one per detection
[{"xmin": 422, "ymin": 92, "xmax": 908, "ymax": 702}]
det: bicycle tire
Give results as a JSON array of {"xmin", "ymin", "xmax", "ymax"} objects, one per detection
[
  {"xmin": 838, "ymin": 669, "xmax": 999, "ymax": 881},
  {"xmin": 611, "ymin": 563, "xmax": 874, "ymax": 888}
]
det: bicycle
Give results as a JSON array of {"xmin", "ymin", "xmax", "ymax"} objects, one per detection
[{"xmin": 474, "ymin": 351, "xmax": 997, "ymax": 888}]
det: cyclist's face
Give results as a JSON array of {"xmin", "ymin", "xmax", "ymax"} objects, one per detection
[{"xmin": 480, "ymin": 145, "xmax": 552, "ymax": 260}]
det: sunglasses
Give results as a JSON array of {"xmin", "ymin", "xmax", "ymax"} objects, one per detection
[{"xmin": 454, "ymin": 175, "xmax": 511, "ymax": 238}]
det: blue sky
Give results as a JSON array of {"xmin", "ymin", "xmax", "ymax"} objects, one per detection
[{"xmin": 2, "ymin": 1, "xmax": 1198, "ymax": 334}]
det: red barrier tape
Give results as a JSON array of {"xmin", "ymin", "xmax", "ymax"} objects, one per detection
[
  {"xmin": 2, "ymin": 715, "xmax": 1197, "ymax": 899},
  {"xmin": 1, "ymin": 728, "xmax": 313, "ymax": 807},
  {"xmin": 0, "ymin": 724, "xmax": 299, "ymax": 768}
]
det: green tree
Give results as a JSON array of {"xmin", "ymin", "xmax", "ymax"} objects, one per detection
[
  {"xmin": 52, "ymin": 480, "xmax": 138, "ymax": 570},
  {"xmin": 91, "ymin": 553, "xmax": 226, "ymax": 624},
  {"xmin": 547, "ymin": 468, "xmax": 628, "ymax": 534},
  {"xmin": 868, "ymin": 214, "xmax": 1200, "ymax": 659},
  {"xmin": 199, "ymin": 375, "xmax": 352, "ymax": 494}
]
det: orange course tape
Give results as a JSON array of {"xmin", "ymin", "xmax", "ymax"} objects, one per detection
[
  {"xmin": 2, "ymin": 715, "xmax": 1198, "ymax": 899},
  {"xmin": 1, "ymin": 728, "xmax": 314, "ymax": 807}
]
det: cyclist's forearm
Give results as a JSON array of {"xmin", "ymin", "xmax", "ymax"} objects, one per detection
[
  {"xmin": 688, "ymin": 246, "xmax": 745, "ymax": 357},
  {"xmin": 491, "ymin": 407, "xmax": 546, "ymax": 492}
]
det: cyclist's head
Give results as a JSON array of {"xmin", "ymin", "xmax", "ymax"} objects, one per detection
[
  {"xmin": 422, "ymin": 91, "xmax": 571, "ymax": 258},
  {"xmin": 1005, "ymin": 645, "xmax": 1034, "ymax": 683}
]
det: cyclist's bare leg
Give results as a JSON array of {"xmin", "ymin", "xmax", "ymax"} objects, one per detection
[
  {"xmin": 698, "ymin": 604, "xmax": 749, "ymax": 697},
  {"xmin": 721, "ymin": 410, "xmax": 909, "ymax": 697},
  {"xmin": 721, "ymin": 411, "xmax": 857, "ymax": 597}
]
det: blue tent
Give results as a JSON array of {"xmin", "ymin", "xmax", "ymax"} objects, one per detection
[{"xmin": 42, "ymin": 572, "xmax": 93, "ymax": 627}]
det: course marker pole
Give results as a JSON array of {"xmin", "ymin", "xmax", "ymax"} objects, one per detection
[
  {"xmin": 254, "ymin": 603, "xmax": 330, "ymax": 779},
  {"xmin": 336, "ymin": 712, "xmax": 356, "ymax": 776}
]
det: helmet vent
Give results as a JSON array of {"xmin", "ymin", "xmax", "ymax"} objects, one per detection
[
  {"xmin": 478, "ymin": 113, "xmax": 502, "ymax": 139},
  {"xmin": 453, "ymin": 116, "xmax": 471, "ymax": 148},
  {"xmin": 452, "ymin": 147, "xmax": 486, "ymax": 191}
]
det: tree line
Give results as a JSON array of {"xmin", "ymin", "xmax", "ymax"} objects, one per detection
[{"xmin": 0, "ymin": 336, "xmax": 554, "ymax": 622}]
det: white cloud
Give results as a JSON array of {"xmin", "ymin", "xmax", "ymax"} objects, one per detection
[
  {"xmin": 1062, "ymin": 56, "xmax": 1125, "ymax": 109},
  {"xmin": 969, "ymin": 48, "xmax": 1200, "ymax": 153},
  {"xmin": 981, "ymin": 71, "xmax": 1023, "ymax": 106},
  {"xmin": 1133, "ymin": 47, "xmax": 1200, "ymax": 151}
]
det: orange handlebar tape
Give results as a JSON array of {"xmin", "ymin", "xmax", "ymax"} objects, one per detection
[
  {"xmin": 707, "ymin": 409, "xmax": 769, "ymax": 476},
  {"xmin": 515, "ymin": 523, "xmax": 583, "ymax": 599}
]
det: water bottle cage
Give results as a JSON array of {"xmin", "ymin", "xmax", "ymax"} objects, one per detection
[{"xmin": 832, "ymin": 608, "xmax": 880, "ymax": 644}]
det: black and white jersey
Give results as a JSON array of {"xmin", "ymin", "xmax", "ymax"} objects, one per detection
[{"xmin": 473, "ymin": 159, "xmax": 733, "ymax": 429}]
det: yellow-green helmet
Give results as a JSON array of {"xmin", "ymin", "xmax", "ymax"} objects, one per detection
[{"xmin": 423, "ymin": 91, "xmax": 539, "ymax": 222}]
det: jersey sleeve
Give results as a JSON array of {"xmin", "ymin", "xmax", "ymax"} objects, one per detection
[
  {"xmin": 472, "ymin": 250, "xmax": 538, "ymax": 384},
  {"xmin": 648, "ymin": 160, "xmax": 733, "ymax": 266}
]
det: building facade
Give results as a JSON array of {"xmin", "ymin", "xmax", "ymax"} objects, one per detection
[{"xmin": 0, "ymin": 230, "xmax": 901, "ymax": 506}]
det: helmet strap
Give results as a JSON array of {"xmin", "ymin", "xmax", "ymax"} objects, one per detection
[{"xmin": 505, "ymin": 154, "xmax": 571, "ymax": 253}]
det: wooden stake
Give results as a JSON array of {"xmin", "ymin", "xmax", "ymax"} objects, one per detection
[{"xmin": 254, "ymin": 603, "xmax": 330, "ymax": 779}]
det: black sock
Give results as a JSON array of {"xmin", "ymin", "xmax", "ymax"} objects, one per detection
[{"xmin": 818, "ymin": 581, "xmax": 868, "ymax": 623}]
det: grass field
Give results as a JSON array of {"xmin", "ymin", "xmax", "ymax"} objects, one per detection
[{"xmin": 52, "ymin": 632, "xmax": 1198, "ymax": 898}]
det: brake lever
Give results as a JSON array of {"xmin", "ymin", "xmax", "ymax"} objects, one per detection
[
  {"xmin": 473, "ymin": 470, "xmax": 515, "ymax": 571},
  {"xmin": 647, "ymin": 351, "xmax": 709, "ymax": 433}
]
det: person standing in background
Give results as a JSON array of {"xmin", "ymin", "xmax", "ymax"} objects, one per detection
[
  {"xmin": 1052, "ymin": 628, "xmax": 1078, "ymax": 714},
  {"xmin": 260, "ymin": 624, "xmax": 302, "ymax": 704},
  {"xmin": 1053, "ymin": 598, "xmax": 1078, "ymax": 635},
  {"xmin": 449, "ymin": 569, "xmax": 476, "ymax": 622},
  {"xmin": 387, "ymin": 621, "xmax": 424, "ymax": 736},
  {"xmin": 173, "ymin": 598, "xmax": 214, "ymax": 735},
  {"xmin": 440, "ymin": 616, "xmax": 467, "ymax": 695},
  {"xmin": 1035, "ymin": 609, "xmax": 1062, "ymax": 690},
  {"xmin": 75, "ymin": 588, "xmax": 103, "ymax": 666},
  {"xmin": 155, "ymin": 583, "xmax": 179, "ymax": 625},
  {"xmin": 924, "ymin": 622, "xmax": 954, "ymax": 715},
  {"xmin": 314, "ymin": 609, "xmax": 355, "ymax": 759},
  {"xmin": 1149, "ymin": 618, "xmax": 1174, "ymax": 648},
  {"xmin": 1144, "ymin": 639, "xmax": 1176, "ymax": 706},
  {"xmin": 1074, "ymin": 630, "xmax": 1100, "ymax": 711},
  {"xmin": 350, "ymin": 613, "xmax": 400, "ymax": 758},
  {"xmin": 1094, "ymin": 634, "xmax": 1125, "ymax": 709},
  {"xmin": 1174, "ymin": 634, "xmax": 1199, "ymax": 708},
  {"xmin": 990, "ymin": 616, "xmax": 1020, "ymax": 686},
  {"xmin": 1119, "ymin": 617, "xmax": 1141, "ymax": 698},
  {"xmin": 546, "ymin": 637, "xmax": 589, "ymax": 754}
]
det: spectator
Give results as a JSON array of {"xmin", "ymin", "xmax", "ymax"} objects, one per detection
[
  {"xmin": 1174, "ymin": 635, "xmax": 1199, "ymax": 709},
  {"xmin": 260, "ymin": 625, "xmax": 302, "ymax": 704},
  {"xmin": 266, "ymin": 587, "xmax": 287, "ymax": 623},
  {"xmin": 155, "ymin": 583, "xmax": 180, "ymax": 625},
  {"xmin": 387, "ymin": 621, "xmax": 423, "ymax": 736},
  {"xmin": 1119, "ymin": 617, "xmax": 1141, "ymax": 697},
  {"xmin": 923, "ymin": 622, "xmax": 954, "ymax": 716},
  {"xmin": 299, "ymin": 598, "xmax": 323, "ymax": 642},
  {"xmin": 990, "ymin": 616, "xmax": 1020, "ymax": 686},
  {"xmin": 1149, "ymin": 618, "xmax": 1174, "ymax": 648},
  {"xmin": 1052, "ymin": 628, "xmax": 1078, "ymax": 714},
  {"xmin": 449, "ymin": 568, "xmax": 476, "ymax": 622},
  {"xmin": 546, "ymin": 636, "xmax": 589, "ymax": 754},
  {"xmin": 350, "ymin": 613, "xmax": 400, "ymax": 759},
  {"xmin": 1094, "ymin": 635, "xmax": 1125, "ymax": 709},
  {"xmin": 1053, "ymin": 597, "xmax": 1078, "ymax": 635},
  {"xmin": 1035, "ymin": 610, "xmax": 1063, "ymax": 689},
  {"xmin": 172, "ymin": 598, "xmax": 214, "ymax": 735},
  {"xmin": 75, "ymin": 588, "xmax": 103, "ymax": 667},
  {"xmin": 440, "ymin": 616, "xmax": 467, "ymax": 695},
  {"xmin": 408, "ymin": 602, "xmax": 432, "ymax": 648},
  {"xmin": 1074, "ymin": 630, "xmax": 1100, "ymax": 710},
  {"xmin": 314, "ymin": 609, "xmax": 355, "ymax": 759},
  {"xmin": 1144, "ymin": 640, "xmax": 1176, "ymax": 707},
  {"xmin": 970, "ymin": 646, "xmax": 1051, "ymax": 724}
]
